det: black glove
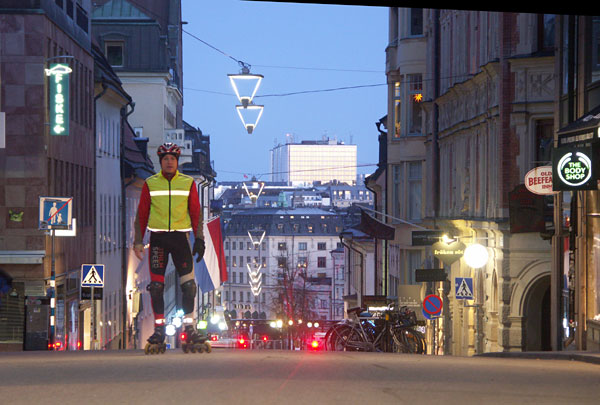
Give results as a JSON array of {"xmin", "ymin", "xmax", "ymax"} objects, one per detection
[{"xmin": 193, "ymin": 238, "xmax": 205, "ymax": 262}]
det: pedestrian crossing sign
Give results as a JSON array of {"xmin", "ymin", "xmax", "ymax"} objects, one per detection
[
  {"xmin": 81, "ymin": 264, "xmax": 104, "ymax": 288},
  {"xmin": 455, "ymin": 277, "xmax": 474, "ymax": 300}
]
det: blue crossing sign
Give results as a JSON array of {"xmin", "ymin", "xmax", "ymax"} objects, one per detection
[
  {"xmin": 81, "ymin": 264, "xmax": 104, "ymax": 288},
  {"xmin": 455, "ymin": 277, "xmax": 474, "ymax": 300}
]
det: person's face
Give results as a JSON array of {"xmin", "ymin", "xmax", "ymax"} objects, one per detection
[{"xmin": 161, "ymin": 154, "xmax": 178, "ymax": 175}]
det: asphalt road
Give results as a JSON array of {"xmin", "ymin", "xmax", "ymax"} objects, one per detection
[{"xmin": 1, "ymin": 349, "xmax": 599, "ymax": 404}]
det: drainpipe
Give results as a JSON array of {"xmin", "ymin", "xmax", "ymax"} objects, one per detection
[{"xmin": 120, "ymin": 100, "xmax": 135, "ymax": 349}]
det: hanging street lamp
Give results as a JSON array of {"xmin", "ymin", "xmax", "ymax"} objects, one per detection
[
  {"xmin": 229, "ymin": 62, "xmax": 264, "ymax": 134},
  {"xmin": 228, "ymin": 62, "xmax": 263, "ymax": 108},
  {"xmin": 235, "ymin": 104, "xmax": 264, "ymax": 134}
]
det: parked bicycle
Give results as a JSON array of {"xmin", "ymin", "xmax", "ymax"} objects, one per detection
[{"xmin": 325, "ymin": 304, "xmax": 426, "ymax": 354}]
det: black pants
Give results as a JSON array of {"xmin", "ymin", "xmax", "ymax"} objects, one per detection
[{"xmin": 148, "ymin": 231, "xmax": 195, "ymax": 319}]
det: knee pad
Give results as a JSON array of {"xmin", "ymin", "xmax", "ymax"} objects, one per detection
[
  {"xmin": 181, "ymin": 279, "xmax": 197, "ymax": 299},
  {"xmin": 146, "ymin": 281, "xmax": 164, "ymax": 299}
]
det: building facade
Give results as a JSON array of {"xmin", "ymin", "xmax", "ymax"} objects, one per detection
[
  {"xmin": 0, "ymin": 0, "xmax": 95, "ymax": 351},
  {"xmin": 270, "ymin": 138, "xmax": 357, "ymax": 186},
  {"xmin": 222, "ymin": 207, "xmax": 345, "ymax": 321},
  {"xmin": 552, "ymin": 15, "xmax": 600, "ymax": 352},
  {"xmin": 377, "ymin": 9, "xmax": 558, "ymax": 356}
]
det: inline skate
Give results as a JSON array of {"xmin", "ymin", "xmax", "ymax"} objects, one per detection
[
  {"xmin": 144, "ymin": 324, "xmax": 167, "ymax": 355},
  {"xmin": 180, "ymin": 324, "xmax": 211, "ymax": 354}
]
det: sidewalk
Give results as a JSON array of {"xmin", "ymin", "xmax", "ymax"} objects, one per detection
[{"xmin": 476, "ymin": 350, "xmax": 600, "ymax": 365}]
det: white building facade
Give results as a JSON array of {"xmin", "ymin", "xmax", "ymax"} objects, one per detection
[{"xmin": 270, "ymin": 139, "xmax": 357, "ymax": 186}]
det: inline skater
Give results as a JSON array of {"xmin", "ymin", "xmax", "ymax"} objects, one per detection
[{"xmin": 133, "ymin": 142, "xmax": 208, "ymax": 354}]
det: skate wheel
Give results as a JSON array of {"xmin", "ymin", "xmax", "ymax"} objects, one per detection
[
  {"xmin": 182, "ymin": 343, "xmax": 189, "ymax": 353},
  {"xmin": 144, "ymin": 343, "xmax": 151, "ymax": 355},
  {"xmin": 205, "ymin": 342, "xmax": 212, "ymax": 353}
]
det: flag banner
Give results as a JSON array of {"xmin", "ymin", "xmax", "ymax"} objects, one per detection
[{"xmin": 194, "ymin": 216, "xmax": 228, "ymax": 293}]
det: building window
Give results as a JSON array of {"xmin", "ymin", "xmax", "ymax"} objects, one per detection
[
  {"xmin": 225, "ymin": 241, "xmax": 229, "ymax": 250},
  {"xmin": 232, "ymin": 256, "xmax": 237, "ymax": 267},
  {"xmin": 247, "ymin": 242, "xmax": 252, "ymax": 250},
  {"xmin": 105, "ymin": 41, "xmax": 124, "ymax": 67},
  {"xmin": 308, "ymin": 225, "xmax": 314, "ymax": 233},
  {"xmin": 278, "ymin": 257, "xmax": 287, "ymax": 268},
  {"xmin": 410, "ymin": 8, "xmax": 423, "ymax": 36},
  {"xmin": 538, "ymin": 14, "xmax": 556, "ymax": 52},
  {"xmin": 262, "ymin": 257, "xmax": 266, "ymax": 268},
  {"xmin": 232, "ymin": 241, "xmax": 237, "ymax": 250},
  {"xmin": 393, "ymin": 82, "xmax": 401, "ymax": 138},
  {"xmin": 298, "ymin": 257, "xmax": 308, "ymax": 267},
  {"xmin": 590, "ymin": 16, "xmax": 600, "ymax": 84},
  {"xmin": 407, "ymin": 74, "xmax": 423, "ymax": 134},
  {"xmin": 232, "ymin": 272, "xmax": 237, "ymax": 284},
  {"xmin": 535, "ymin": 119, "xmax": 554, "ymax": 164},
  {"xmin": 299, "ymin": 242, "xmax": 307, "ymax": 251},
  {"xmin": 408, "ymin": 161, "xmax": 422, "ymax": 222},
  {"xmin": 277, "ymin": 223, "xmax": 284, "ymax": 232},
  {"xmin": 317, "ymin": 242, "xmax": 327, "ymax": 250},
  {"xmin": 278, "ymin": 242, "xmax": 287, "ymax": 251},
  {"xmin": 239, "ymin": 256, "xmax": 244, "ymax": 267},
  {"xmin": 318, "ymin": 257, "xmax": 326, "ymax": 268}
]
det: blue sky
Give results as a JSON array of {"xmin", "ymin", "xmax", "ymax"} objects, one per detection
[{"xmin": 181, "ymin": 1, "xmax": 388, "ymax": 182}]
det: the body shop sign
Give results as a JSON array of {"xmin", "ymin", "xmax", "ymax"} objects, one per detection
[
  {"xmin": 525, "ymin": 166, "xmax": 554, "ymax": 195},
  {"xmin": 552, "ymin": 145, "xmax": 598, "ymax": 191},
  {"xmin": 46, "ymin": 63, "xmax": 71, "ymax": 136}
]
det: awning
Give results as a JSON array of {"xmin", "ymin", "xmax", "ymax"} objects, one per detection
[
  {"xmin": 354, "ymin": 209, "xmax": 395, "ymax": 240},
  {"xmin": 557, "ymin": 104, "xmax": 600, "ymax": 146},
  {"xmin": 0, "ymin": 250, "xmax": 45, "ymax": 264}
]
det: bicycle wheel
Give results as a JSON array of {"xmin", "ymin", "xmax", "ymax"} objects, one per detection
[
  {"xmin": 413, "ymin": 330, "xmax": 427, "ymax": 354},
  {"xmin": 343, "ymin": 326, "xmax": 367, "ymax": 351},
  {"xmin": 391, "ymin": 326, "xmax": 420, "ymax": 353},
  {"xmin": 328, "ymin": 324, "xmax": 353, "ymax": 351},
  {"xmin": 402, "ymin": 329, "xmax": 421, "ymax": 354}
]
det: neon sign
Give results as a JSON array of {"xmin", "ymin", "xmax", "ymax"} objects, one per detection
[{"xmin": 46, "ymin": 63, "xmax": 71, "ymax": 136}]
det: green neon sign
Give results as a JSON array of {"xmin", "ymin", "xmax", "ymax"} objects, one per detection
[{"xmin": 47, "ymin": 63, "xmax": 71, "ymax": 136}]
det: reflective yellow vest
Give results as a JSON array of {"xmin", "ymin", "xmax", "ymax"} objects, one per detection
[{"xmin": 146, "ymin": 170, "xmax": 194, "ymax": 232}]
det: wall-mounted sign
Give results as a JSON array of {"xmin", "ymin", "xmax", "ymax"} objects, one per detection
[
  {"xmin": 432, "ymin": 241, "xmax": 465, "ymax": 266},
  {"xmin": 552, "ymin": 145, "xmax": 599, "ymax": 191},
  {"xmin": 524, "ymin": 166, "xmax": 554, "ymax": 195},
  {"xmin": 46, "ymin": 63, "xmax": 71, "ymax": 136},
  {"xmin": 412, "ymin": 230, "xmax": 445, "ymax": 246}
]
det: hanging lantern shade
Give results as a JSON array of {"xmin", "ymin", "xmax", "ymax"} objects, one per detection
[
  {"xmin": 236, "ymin": 104, "xmax": 264, "ymax": 134},
  {"xmin": 228, "ymin": 71, "xmax": 263, "ymax": 108}
]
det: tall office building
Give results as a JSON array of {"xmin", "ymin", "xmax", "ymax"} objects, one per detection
[{"xmin": 270, "ymin": 138, "xmax": 357, "ymax": 185}]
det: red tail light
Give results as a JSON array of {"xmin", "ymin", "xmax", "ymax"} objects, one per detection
[
  {"xmin": 311, "ymin": 340, "xmax": 319, "ymax": 349},
  {"xmin": 262, "ymin": 336, "xmax": 268, "ymax": 341},
  {"xmin": 77, "ymin": 341, "xmax": 81, "ymax": 349},
  {"xmin": 180, "ymin": 332, "xmax": 187, "ymax": 341},
  {"xmin": 211, "ymin": 335, "xmax": 218, "ymax": 341},
  {"xmin": 239, "ymin": 338, "xmax": 245, "ymax": 344}
]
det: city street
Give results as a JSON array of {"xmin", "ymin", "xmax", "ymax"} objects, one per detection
[{"xmin": 1, "ymin": 349, "xmax": 599, "ymax": 404}]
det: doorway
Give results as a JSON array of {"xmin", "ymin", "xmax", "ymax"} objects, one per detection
[{"xmin": 523, "ymin": 274, "xmax": 551, "ymax": 351}]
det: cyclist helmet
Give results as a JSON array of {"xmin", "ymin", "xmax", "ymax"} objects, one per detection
[{"xmin": 157, "ymin": 142, "xmax": 181, "ymax": 161}]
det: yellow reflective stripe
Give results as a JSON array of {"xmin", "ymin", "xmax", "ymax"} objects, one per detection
[
  {"xmin": 148, "ymin": 227, "xmax": 193, "ymax": 232},
  {"xmin": 149, "ymin": 190, "xmax": 190, "ymax": 196}
]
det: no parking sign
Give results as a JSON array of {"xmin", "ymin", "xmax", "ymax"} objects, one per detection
[{"xmin": 422, "ymin": 294, "xmax": 443, "ymax": 320}]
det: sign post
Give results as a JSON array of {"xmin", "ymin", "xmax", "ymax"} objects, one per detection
[
  {"xmin": 39, "ymin": 196, "xmax": 72, "ymax": 350},
  {"xmin": 81, "ymin": 265, "xmax": 104, "ymax": 350}
]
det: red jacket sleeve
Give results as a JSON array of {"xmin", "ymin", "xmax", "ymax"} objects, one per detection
[
  {"xmin": 134, "ymin": 182, "xmax": 151, "ymax": 244},
  {"xmin": 188, "ymin": 182, "xmax": 204, "ymax": 239}
]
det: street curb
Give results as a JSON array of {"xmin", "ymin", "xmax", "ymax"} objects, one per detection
[{"xmin": 475, "ymin": 351, "xmax": 600, "ymax": 365}]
